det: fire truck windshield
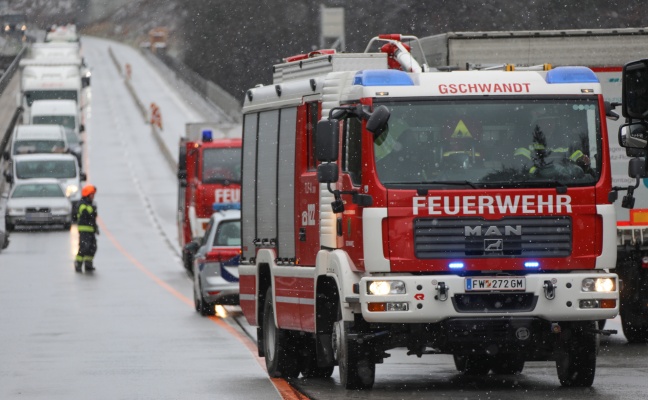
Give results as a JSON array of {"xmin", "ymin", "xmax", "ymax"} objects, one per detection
[
  {"xmin": 202, "ymin": 147, "xmax": 242, "ymax": 184},
  {"xmin": 373, "ymin": 98, "xmax": 601, "ymax": 187}
]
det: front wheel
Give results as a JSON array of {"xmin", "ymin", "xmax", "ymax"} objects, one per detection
[
  {"xmin": 332, "ymin": 304, "xmax": 375, "ymax": 389},
  {"xmin": 620, "ymin": 306, "xmax": 648, "ymax": 343},
  {"xmin": 6, "ymin": 222, "xmax": 14, "ymax": 232},
  {"xmin": 556, "ymin": 322, "xmax": 598, "ymax": 387},
  {"xmin": 262, "ymin": 287, "xmax": 299, "ymax": 379}
]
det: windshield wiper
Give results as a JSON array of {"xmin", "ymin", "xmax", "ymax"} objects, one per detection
[
  {"xmin": 393, "ymin": 180, "xmax": 478, "ymax": 189},
  {"xmin": 505, "ymin": 179, "xmax": 569, "ymax": 193}
]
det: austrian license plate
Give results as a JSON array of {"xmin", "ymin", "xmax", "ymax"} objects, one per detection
[
  {"xmin": 465, "ymin": 277, "xmax": 526, "ymax": 291},
  {"xmin": 26, "ymin": 212, "xmax": 50, "ymax": 222}
]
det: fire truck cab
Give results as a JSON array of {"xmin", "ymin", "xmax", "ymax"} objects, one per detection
[
  {"xmin": 239, "ymin": 34, "xmax": 619, "ymax": 389},
  {"xmin": 177, "ymin": 123, "xmax": 241, "ymax": 271}
]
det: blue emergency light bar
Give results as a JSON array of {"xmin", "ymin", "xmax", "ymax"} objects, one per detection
[
  {"xmin": 448, "ymin": 262, "xmax": 464, "ymax": 269},
  {"xmin": 213, "ymin": 203, "xmax": 241, "ymax": 211},
  {"xmin": 545, "ymin": 66, "xmax": 599, "ymax": 84},
  {"xmin": 524, "ymin": 261, "xmax": 540, "ymax": 268},
  {"xmin": 353, "ymin": 70, "xmax": 414, "ymax": 87},
  {"xmin": 202, "ymin": 129, "xmax": 213, "ymax": 142}
]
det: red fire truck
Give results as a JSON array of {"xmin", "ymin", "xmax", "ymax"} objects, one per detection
[
  {"xmin": 239, "ymin": 34, "xmax": 620, "ymax": 389},
  {"xmin": 177, "ymin": 123, "xmax": 241, "ymax": 270}
]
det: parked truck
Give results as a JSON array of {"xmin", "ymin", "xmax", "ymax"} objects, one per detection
[
  {"xmin": 417, "ymin": 28, "xmax": 648, "ymax": 342},
  {"xmin": 177, "ymin": 123, "xmax": 241, "ymax": 271},
  {"xmin": 239, "ymin": 33, "xmax": 620, "ymax": 389}
]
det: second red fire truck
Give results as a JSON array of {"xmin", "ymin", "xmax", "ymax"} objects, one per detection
[
  {"xmin": 177, "ymin": 123, "xmax": 241, "ymax": 271},
  {"xmin": 239, "ymin": 34, "xmax": 620, "ymax": 389}
]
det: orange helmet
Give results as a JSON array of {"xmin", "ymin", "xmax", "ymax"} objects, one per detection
[{"xmin": 81, "ymin": 185, "xmax": 97, "ymax": 197}]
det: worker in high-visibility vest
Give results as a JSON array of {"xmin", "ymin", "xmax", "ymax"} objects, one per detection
[
  {"xmin": 513, "ymin": 114, "xmax": 593, "ymax": 177},
  {"xmin": 75, "ymin": 185, "xmax": 99, "ymax": 272}
]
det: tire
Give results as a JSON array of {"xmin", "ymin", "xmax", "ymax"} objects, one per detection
[
  {"xmin": 462, "ymin": 356, "xmax": 491, "ymax": 376},
  {"xmin": 333, "ymin": 304, "xmax": 375, "ymax": 389},
  {"xmin": 453, "ymin": 354, "xmax": 466, "ymax": 372},
  {"xmin": 6, "ymin": 222, "xmax": 14, "ymax": 232},
  {"xmin": 299, "ymin": 338, "xmax": 334, "ymax": 379},
  {"xmin": 195, "ymin": 281, "xmax": 215, "ymax": 316},
  {"xmin": 262, "ymin": 287, "xmax": 300, "ymax": 379},
  {"xmin": 556, "ymin": 322, "xmax": 598, "ymax": 387},
  {"xmin": 491, "ymin": 355, "xmax": 525, "ymax": 375},
  {"xmin": 620, "ymin": 307, "xmax": 648, "ymax": 343}
]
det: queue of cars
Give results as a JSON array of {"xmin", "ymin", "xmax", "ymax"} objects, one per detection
[{"xmin": 3, "ymin": 27, "xmax": 88, "ymax": 232}]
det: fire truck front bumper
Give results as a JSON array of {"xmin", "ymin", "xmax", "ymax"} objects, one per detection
[{"xmin": 358, "ymin": 272, "xmax": 618, "ymax": 323}]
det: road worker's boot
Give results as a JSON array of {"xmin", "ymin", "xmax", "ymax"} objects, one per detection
[
  {"xmin": 85, "ymin": 261, "xmax": 95, "ymax": 272},
  {"xmin": 74, "ymin": 261, "xmax": 82, "ymax": 272}
]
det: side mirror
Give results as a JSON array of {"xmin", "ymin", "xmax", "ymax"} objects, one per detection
[
  {"xmin": 629, "ymin": 157, "xmax": 646, "ymax": 178},
  {"xmin": 317, "ymin": 163, "xmax": 339, "ymax": 183},
  {"xmin": 366, "ymin": 105, "xmax": 391, "ymax": 137},
  {"xmin": 5, "ymin": 172, "xmax": 13, "ymax": 184},
  {"xmin": 315, "ymin": 120, "xmax": 339, "ymax": 162},
  {"xmin": 619, "ymin": 122, "xmax": 648, "ymax": 149},
  {"xmin": 80, "ymin": 172, "xmax": 87, "ymax": 181},
  {"xmin": 3, "ymin": 151, "xmax": 9, "ymax": 161},
  {"xmin": 184, "ymin": 240, "xmax": 201, "ymax": 255},
  {"xmin": 622, "ymin": 59, "xmax": 648, "ymax": 119},
  {"xmin": 79, "ymin": 124, "xmax": 85, "ymax": 133},
  {"xmin": 604, "ymin": 101, "xmax": 620, "ymax": 121}
]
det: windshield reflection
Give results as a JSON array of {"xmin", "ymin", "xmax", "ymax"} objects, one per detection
[{"xmin": 374, "ymin": 99, "xmax": 601, "ymax": 187}]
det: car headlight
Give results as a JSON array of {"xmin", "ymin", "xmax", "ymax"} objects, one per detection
[
  {"xmin": 7, "ymin": 207, "xmax": 25, "ymax": 216},
  {"xmin": 367, "ymin": 280, "xmax": 406, "ymax": 295},
  {"xmin": 65, "ymin": 185, "xmax": 79, "ymax": 197},
  {"xmin": 582, "ymin": 278, "xmax": 616, "ymax": 292}
]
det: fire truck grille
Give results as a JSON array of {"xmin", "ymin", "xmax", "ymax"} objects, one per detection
[{"xmin": 413, "ymin": 217, "xmax": 571, "ymax": 259}]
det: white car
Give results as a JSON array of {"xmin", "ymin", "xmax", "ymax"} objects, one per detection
[
  {"xmin": 190, "ymin": 208, "xmax": 241, "ymax": 316},
  {"xmin": 5, "ymin": 179, "xmax": 72, "ymax": 231},
  {"xmin": 5, "ymin": 153, "xmax": 85, "ymax": 208}
]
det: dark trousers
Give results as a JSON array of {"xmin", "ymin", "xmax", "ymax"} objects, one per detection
[{"xmin": 76, "ymin": 232, "xmax": 97, "ymax": 265}]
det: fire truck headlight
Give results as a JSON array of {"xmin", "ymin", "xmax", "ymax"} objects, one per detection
[
  {"xmin": 367, "ymin": 280, "xmax": 406, "ymax": 295},
  {"xmin": 582, "ymin": 278, "xmax": 615, "ymax": 292}
]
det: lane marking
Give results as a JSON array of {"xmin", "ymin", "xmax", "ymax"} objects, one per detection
[{"xmin": 98, "ymin": 217, "xmax": 306, "ymax": 400}]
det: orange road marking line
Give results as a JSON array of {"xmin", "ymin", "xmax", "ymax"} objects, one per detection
[{"xmin": 97, "ymin": 217, "xmax": 308, "ymax": 400}]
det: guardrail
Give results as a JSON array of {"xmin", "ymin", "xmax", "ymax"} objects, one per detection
[
  {"xmin": 0, "ymin": 46, "xmax": 27, "ymax": 198},
  {"xmin": 140, "ymin": 48, "xmax": 242, "ymax": 124}
]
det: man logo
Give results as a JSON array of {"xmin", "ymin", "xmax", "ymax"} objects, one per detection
[{"xmin": 485, "ymin": 239, "xmax": 503, "ymax": 252}]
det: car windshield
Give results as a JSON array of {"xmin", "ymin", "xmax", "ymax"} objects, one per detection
[
  {"xmin": 24, "ymin": 90, "xmax": 77, "ymax": 106},
  {"xmin": 213, "ymin": 220, "xmax": 241, "ymax": 246},
  {"xmin": 202, "ymin": 148, "xmax": 242, "ymax": 184},
  {"xmin": 13, "ymin": 140, "xmax": 66, "ymax": 155},
  {"xmin": 373, "ymin": 98, "xmax": 601, "ymax": 188},
  {"xmin": 16, "ymin": 159, "xmax": 76, "ymax": 179},
  {"xmin": 11, "ymin": 183, "xmax": 65, "ymax": 198},
  {"xmin": 33, "ymin": 115, "xmax": 76, "ymax": 130}
]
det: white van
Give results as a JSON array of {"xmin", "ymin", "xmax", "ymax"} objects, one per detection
[
  {"xmin": 30, "ymin": 100, "xmax": 84, "ymax": 167},
  {"xmin": 4, "ymin": 153, "xmax": 86, "ymax": 206},
  {"xmin": 8, "ymin": 124, "xmax": 68, "ymax": 158}
]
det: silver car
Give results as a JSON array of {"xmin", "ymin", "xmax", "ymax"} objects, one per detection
[
  {"xmin": 191, "ymin": 209, "xmax": 241, "ymax": 316},
  {"xmin": 5, "ymin": 179, "xmax": 72, "ymax": 231}
]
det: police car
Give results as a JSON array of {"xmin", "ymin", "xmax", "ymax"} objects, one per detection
[{"xmin": 191, "ymin": 204, "xmax": 241, "ymax": 316}]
